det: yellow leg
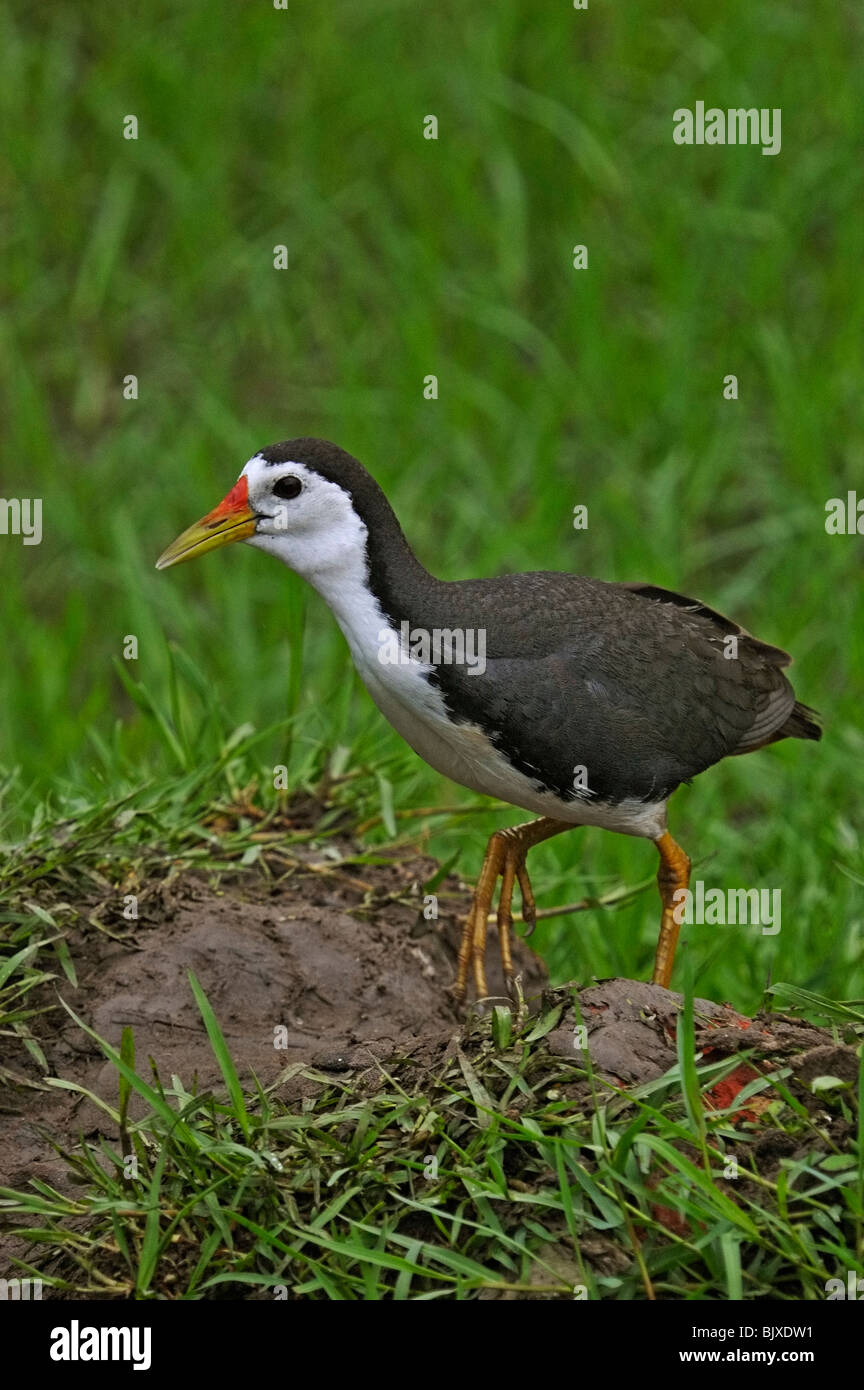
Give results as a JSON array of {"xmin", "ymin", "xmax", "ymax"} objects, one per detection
[
  {"xmin": 650, "ymin": 831, "xmax": 692, "ymax": 988},
  {"xmin": 454, "ymin": 818, "xmax": 570, "ymax": 1001}
]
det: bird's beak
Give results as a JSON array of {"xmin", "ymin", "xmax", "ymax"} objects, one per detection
[{"xmin": 155, "ymin": 476, "xmax": 257, "ymax": 571}]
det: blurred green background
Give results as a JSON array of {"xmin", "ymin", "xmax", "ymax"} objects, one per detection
[{"xmin": 1, "ymin": 0, "xmax": 861, "ymax": 1009}]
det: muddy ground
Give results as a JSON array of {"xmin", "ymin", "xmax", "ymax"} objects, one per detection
[
  {"xmin": 1, "ymin": 843, "xmax": 856, "ymax": 1262},
  {"xmin": 0, "ymin": 846, "xmax": 545, "ymax": 1199}
]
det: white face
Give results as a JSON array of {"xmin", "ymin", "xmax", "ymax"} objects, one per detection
[{"xmin": 241, "ymin": 453, "xmax": 369, "ymax": 585}]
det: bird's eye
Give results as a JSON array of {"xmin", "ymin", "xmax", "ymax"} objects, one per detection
[{"xmin": 272, "ymin": 475, "xmax": 302, "ymax": 501}]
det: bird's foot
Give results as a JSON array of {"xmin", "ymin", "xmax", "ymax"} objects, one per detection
[{"xmin": 453, "ymin": 819, "xmax": 565, "ymax": 1004}]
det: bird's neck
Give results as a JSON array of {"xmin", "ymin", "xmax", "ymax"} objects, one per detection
[{"xmin": 267, "ymin": 486, "xmax": 438, "ymax": 664}]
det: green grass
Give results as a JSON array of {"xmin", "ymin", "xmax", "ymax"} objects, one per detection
[
  {"xmin": 2, "ymin": 967, "xmax": 861, "ymax": 1300},
  {"xmin": 1, "ymin": 759, "xmax": 861, "ymax": 1299}
]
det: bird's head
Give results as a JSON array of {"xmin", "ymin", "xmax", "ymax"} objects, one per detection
[{"xmin": 156, "ymin": 439, "xmax": 376, "ymax": 583}]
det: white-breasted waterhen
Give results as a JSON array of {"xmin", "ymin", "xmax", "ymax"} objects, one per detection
[{"xmin": 157, "ymin": 439, "xmax": 821, "ymax": 1000}]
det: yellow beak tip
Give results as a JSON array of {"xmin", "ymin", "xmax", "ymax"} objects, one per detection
[
  {"xmin": 155, "ymin": 506, "xmax": 257, "ymax": 574},
  {"xmin": 154, "ymin": 548, "xmax": 184, "ymax": 572}
]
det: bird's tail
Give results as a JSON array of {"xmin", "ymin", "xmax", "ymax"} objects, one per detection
[{"xmin": 776, "ymin": 701, "xmax": 823, "ymax": 742}]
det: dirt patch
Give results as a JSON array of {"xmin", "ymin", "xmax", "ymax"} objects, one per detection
[
  {"xmin": 1, "ymin": 845, "xmax": 857, "ymax": 1291},
  {"xmin": 545, "ymin": 976, "xmax": 828, "ymax": 1084},
  {"xmin": 0, "ymin": 849, "xmax": 545, "ymax": 1197}
]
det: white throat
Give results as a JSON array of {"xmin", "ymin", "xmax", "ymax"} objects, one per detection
[{"xmin": 246, "ymin": 487, "xmax": 394, "ymax": 674}]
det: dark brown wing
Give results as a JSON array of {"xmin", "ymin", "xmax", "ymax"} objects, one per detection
[{"xmin": 421, "ymin": 573, "xmax": 819, "ymax": 804}]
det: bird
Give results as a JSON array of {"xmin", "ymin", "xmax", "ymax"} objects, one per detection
[{"xmin": 156, "ymin": 438, "xmax": 821, "ymax": 1001}]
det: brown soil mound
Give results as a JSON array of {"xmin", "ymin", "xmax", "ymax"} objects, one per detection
[
  {"xmin": 0, "ymin": 848, "xmax": 545, "ymax": 1197},
  {"xmin": 1, "ymin": 845, "xmax": 852, "ymax": 1277}
]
